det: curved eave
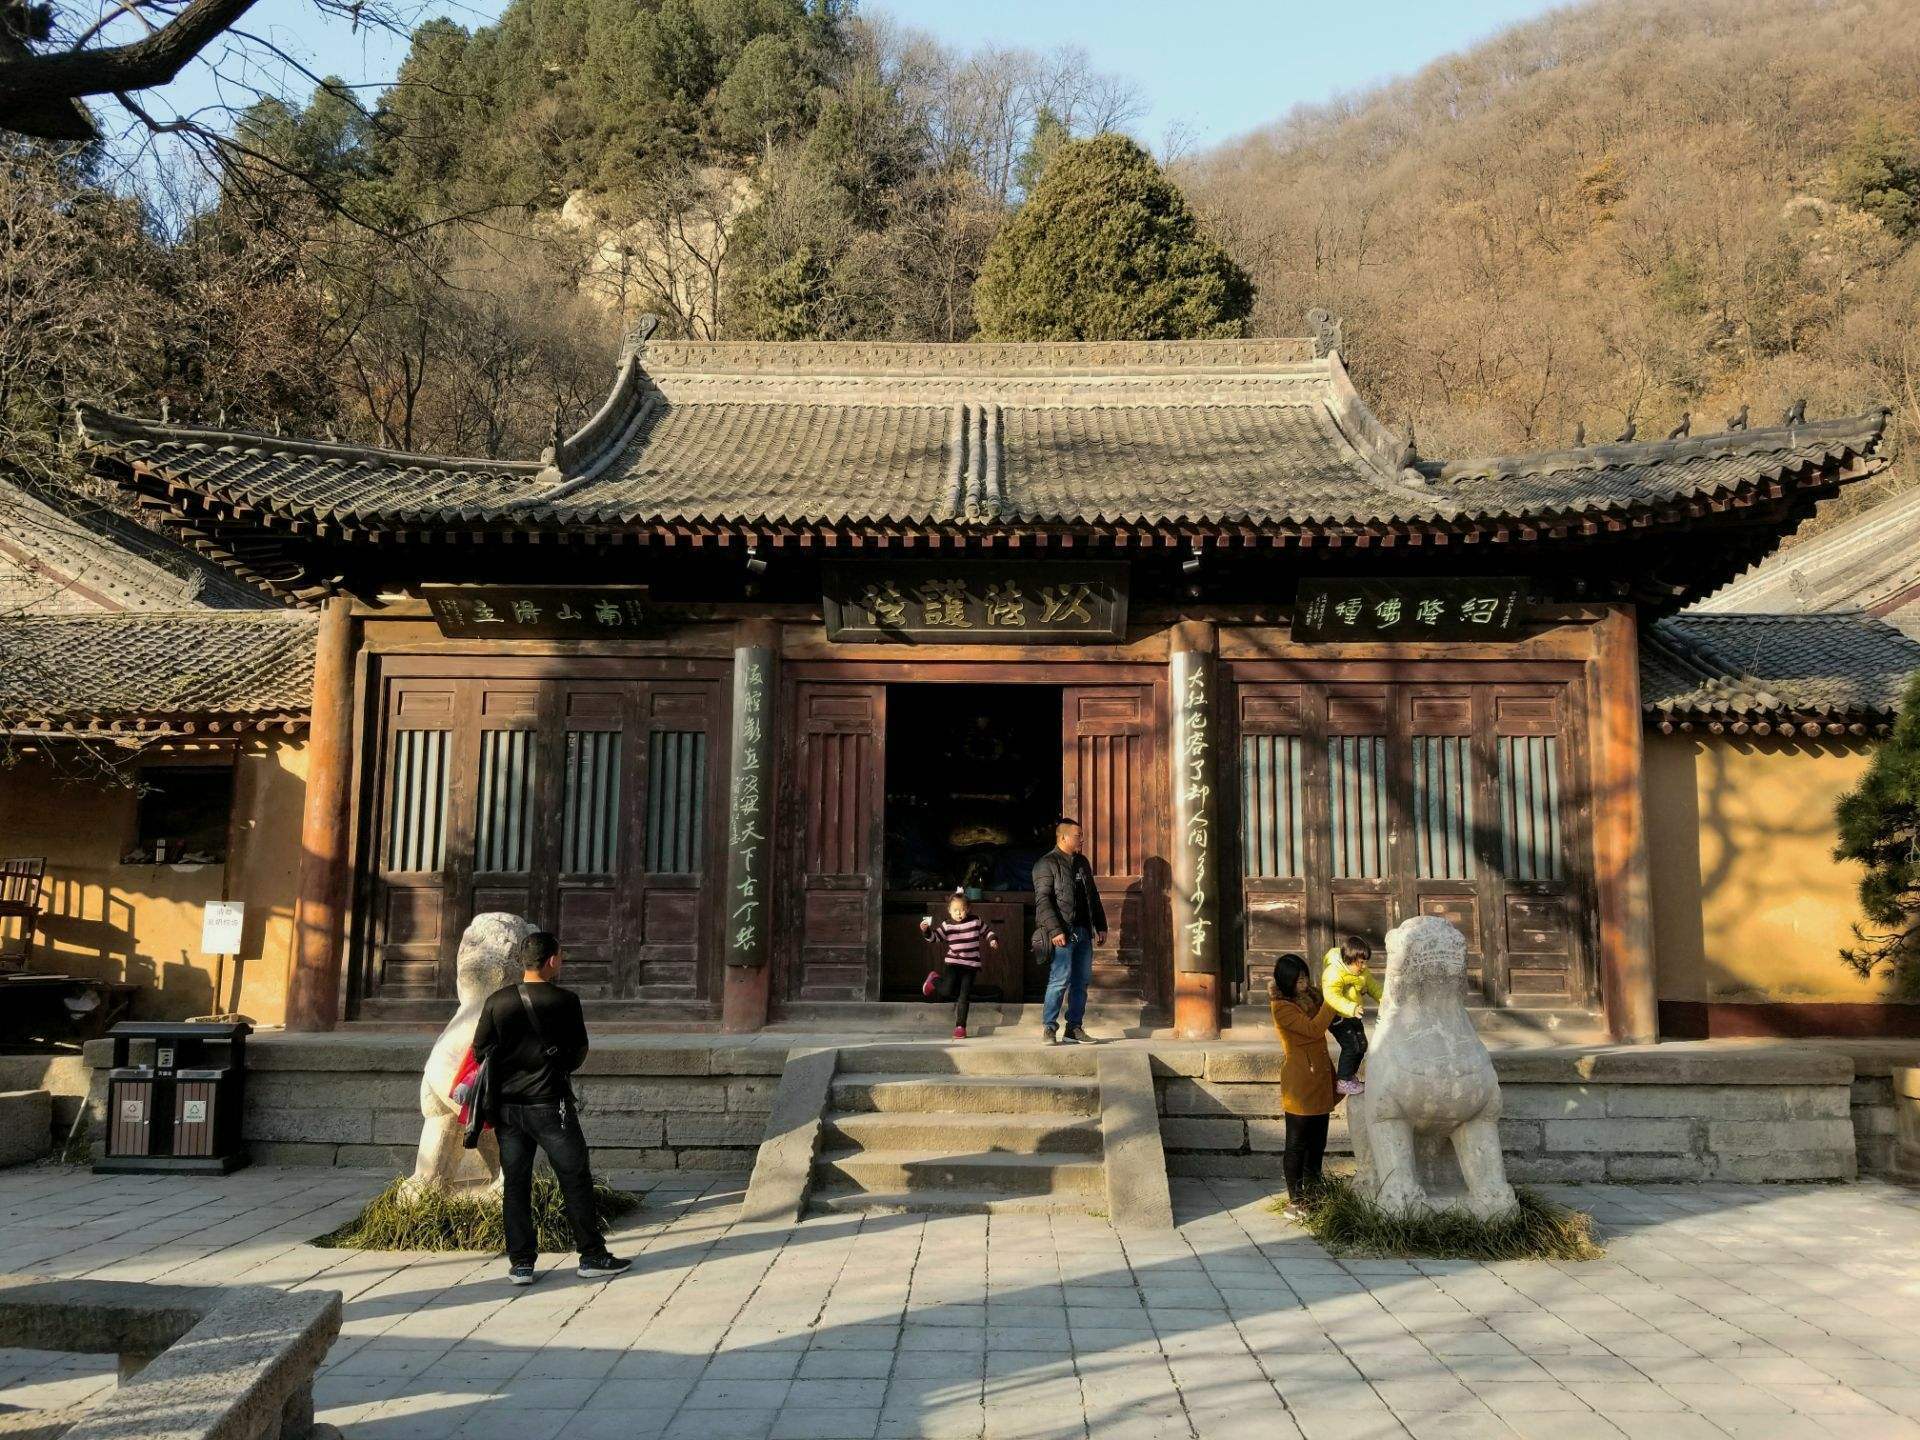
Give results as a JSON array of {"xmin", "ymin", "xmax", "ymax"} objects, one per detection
[{"xmin": 1647, "ymin": 706, "xmax": 1893, "ymax": 738}]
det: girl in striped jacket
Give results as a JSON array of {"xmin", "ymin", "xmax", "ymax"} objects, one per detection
[{"xmin": 921, "ymin": 890, "xmax": 999, "ymax": 1039}]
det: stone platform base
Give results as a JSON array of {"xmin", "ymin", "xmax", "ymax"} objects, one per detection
[
  {"xmin": 73, "ymin": 1033, "xmax": 1878, "ymax": 1188},
  {"xmin": 0, "ymin": 1090, "xmax": 51, "ymax": 1168}
]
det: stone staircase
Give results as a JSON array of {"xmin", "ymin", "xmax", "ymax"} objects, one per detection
[{"xmin": 809, "ymin": 1045, "xmax": 1109, "ymax": 1217}]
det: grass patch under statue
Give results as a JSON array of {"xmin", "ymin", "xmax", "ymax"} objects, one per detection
[
  {"xmin": 1280, "ymin": 1178, "xmax": 1604, "ymax": 1262},
  {"xmin": 316, "ymin": 1174, "xmax": 640, "ymax": 1253}
]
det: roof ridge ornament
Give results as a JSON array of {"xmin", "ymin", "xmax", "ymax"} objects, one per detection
[
  {"xmin": 620, "ymin": 313, "xmax": 661, "ymax": 367},
  {"xmin": 1306, "ymin": 308, "xmax": 1344, "ymax": 359}
]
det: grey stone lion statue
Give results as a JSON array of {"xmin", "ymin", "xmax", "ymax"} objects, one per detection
[
  {"xmin": 403, "ymin": 912, "xmax": 533, "ymax": 1198},
  {"xmin": 1347, "ymin": 914, "xmax": 1518, "ymax": 1222}
]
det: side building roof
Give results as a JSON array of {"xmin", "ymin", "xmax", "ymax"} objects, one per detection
[
  {"xmin": 1640, "ymin": 612, "xmax": 1920, "ymax": 736},
  {"xmin": 73, "ymin": 337, "xmax": 1890, "ymax": 602},
  {"xmin": 0, "ymin": 473, "xmax": 271, "ymax": 614},
  {"xmin": 1692, "ymin": 485, "xmax": 1920, "ymax": 639},
  {"xmin": 0, "ymin": 611, "xmax": 315, "ymax": 737}
]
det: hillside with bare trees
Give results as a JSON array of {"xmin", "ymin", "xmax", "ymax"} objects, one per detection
[{"xmin": 1185, "ymin": 0, "xmax": 1920, "ymax": 526}]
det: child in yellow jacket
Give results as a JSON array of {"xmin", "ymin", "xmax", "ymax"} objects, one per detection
[{"xmin": 1322, "ymin": 936, "xmax": 1383, "ymax": 1096}]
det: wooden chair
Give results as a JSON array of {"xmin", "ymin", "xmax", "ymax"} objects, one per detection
[{"xmin": 0, "ymin": 858, "xmax": 46, "ymax": 972}]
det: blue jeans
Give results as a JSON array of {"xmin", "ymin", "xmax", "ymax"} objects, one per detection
[{"xmin": 1043, "ymin": 927, "xmax": 1095, "ymax": 1029}]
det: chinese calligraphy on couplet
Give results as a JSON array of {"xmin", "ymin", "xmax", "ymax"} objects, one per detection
[
  {"xmin": 1171, "ymin": 647, "xmax": 1219, "ymax": 977},
  {"xmin": 725, "ymin": 649, "xmax": 773, "ymax": 968}
]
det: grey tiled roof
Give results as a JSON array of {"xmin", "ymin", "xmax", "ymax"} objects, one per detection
[
  {"xmin": 0, "ymin": 474, "xmax": 272, "ymax": 614},
  {"xmin": 1640, "ymin": 612, "xmax": 1920, "ymax": 728},
  {"xmin": 75, "ymin": 340, "xmax": 1891, "ymax": 534},
  {"xmin": 0, "ymin": 611, "xmax": 314, "ymax": 732},
  {"xmin": 1693, "ymin": 486, "xmax": 1920, "ymax": 638}
]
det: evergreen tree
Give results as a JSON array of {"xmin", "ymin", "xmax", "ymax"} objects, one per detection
[
  {"xmin": 1832, "ymin": 117, "xmax": 1920, "ymax": 239},
  {"xmin": 1835, "ymin": 670, "xmax": 1920, "ymax": 996},
  {"xmin": 971, "ymin": 132, "xmax": 1252, "ymax": 342}
]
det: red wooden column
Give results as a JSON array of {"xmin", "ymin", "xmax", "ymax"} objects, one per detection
[
  {"xmin": 721, "ymin": 619, "xmax": 779, "ymax": 1033},
  {"xmin": 1170, "ymin": 620, "xmax": 1222, "ymax": 1039},
  {"xmin": 1589, "ymin": 605, "xmax": 1659, "ymax": 1043},
  {"xmin": 285, "ymin": 596, "xmax": 355, "ymax": 1032}
]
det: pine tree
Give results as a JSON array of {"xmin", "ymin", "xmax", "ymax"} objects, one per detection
[
  {"xmin": 1835, "ymin": 670, "xmax": 1920, "ymax": 995},
  {"xmin": 972, "ymin": 132, "xmax": 1253, "ymax": 342}
]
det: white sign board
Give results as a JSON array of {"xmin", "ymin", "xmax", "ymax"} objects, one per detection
[{"xmin": 201, "ymin": 901, "xmax": 245, "ymax": 955}]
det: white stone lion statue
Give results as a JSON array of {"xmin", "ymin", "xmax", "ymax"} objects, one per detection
[
  {"xmin": 1347, "ymin": 914, "xmax": 1518, "ymax": 1222},
  {"xmin": 403, "ymin": 912, "xmax": 533, "ymax": 1198}
]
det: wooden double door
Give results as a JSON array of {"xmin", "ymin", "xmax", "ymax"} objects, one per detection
[
  {"xmin": 785, "ymin": 677, "xmax": 1166, "ymax": 1005},
  {"xmin": 1230, "ymin": 673, "xmax": 1593, "ymax": 1008},
  {"xmin": 365, "ymin": 667, "xmax": 725, "ymax": 1005}
]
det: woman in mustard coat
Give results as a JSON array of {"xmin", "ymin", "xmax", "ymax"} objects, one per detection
[{"xmin": 1269, "ymin": 952, "xmax": 1339, "ymax": 1216}]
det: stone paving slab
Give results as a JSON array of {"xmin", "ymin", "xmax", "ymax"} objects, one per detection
[{"xmin": 2, "ymin": 1164, "xmax": 1920, "ymax": 1438}]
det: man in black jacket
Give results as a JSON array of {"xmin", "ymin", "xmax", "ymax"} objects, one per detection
[
  {"xmin": 1032, "ymin": 818, "xmax": 1107, "ymax": 1044},
  {"xmin": 471, "ymin": 930, "xmax": 629, "ymax": 1286}
]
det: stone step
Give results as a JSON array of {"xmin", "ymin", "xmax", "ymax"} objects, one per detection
[
  {"xmin": 831, "ymin": 1043, "xmax": 1098, "ymax": 1077},
  {"xmin": 809, "ymin": 1188, "xmax": 1101, "ymax": 1218},
  {"xmin": 830, "ymin": 1073, "xmax": 1099, "ymax": 1116},
  {"xmin": 815, "ymin": 1149, "xmax": 1106, "ymax": 1197},
  {"xmin": 823, "ymin": 1110, "xmax": 1103, "ymax": 1155}
]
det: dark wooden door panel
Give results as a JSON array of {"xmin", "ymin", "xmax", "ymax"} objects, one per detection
[
  {"xmin": 366, "ymin": 672, "xmax": 723, "ymax": 1007},
  {"xmin": 792, "ymin": 683, "xmax": 885, "ymax": 1001},
  {"xmin": 1063, "ymin": 685, "xmax": 1159, "ymax": 1000},
  {"xmin": 1232, "ymin": 674, "xmax": 1590, "ymax": 1011}
]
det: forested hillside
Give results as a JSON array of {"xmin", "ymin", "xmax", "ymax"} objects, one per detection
[
  {"xmin": 4, "ymin": 0, "xmax": 1917, "ymax": 542},
  {"xmin": 1183, "ymin": 0, "xmax": 1920, "ymax": 521}
]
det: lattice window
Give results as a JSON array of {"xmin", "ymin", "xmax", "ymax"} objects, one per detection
[
  {"xmin": 385, "ymin": 730, "xmax": 448, "ymax": 873},
  {"xmin": 1412, "ymin": 736, "xmax": 1475, "ymax": 880},
  {"xmin": 1499, "ymin": 735, "xmax": 1562, "ymax": 881},
  {"xmin": 1241, "ymin": 734, "xmax": 1305, "ymax": 878},
  {"xmin": 475, "ymin": 729, "xmax": 537, "ymax": 873},
  {"xmin": 646, "ymin": 730, "xmax": 707, "ymax": 873},
  {"xmin": 1327, "ymin": 736, "xmax": 1388, "ymax": 879},
  {"xmin": 562, "ymin": 730, "xmax": 623, "ymax": 876}
]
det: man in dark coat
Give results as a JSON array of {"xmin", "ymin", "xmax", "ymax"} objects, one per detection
[
  {"xmin": 1032, "ymin": 818, "xmax": 1108, "ymax": 1044},
  {"xmin": 472, "ymin": 930, "xmax": 630, "ymax": 1286}
]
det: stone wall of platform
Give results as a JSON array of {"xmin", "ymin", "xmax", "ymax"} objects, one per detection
[
  {"xmin": 68, "ymin": 1033, "xmax": 1886, "ymax": 1186},
  {"xmin": 1155, "ymin": 1043, "xmax": 1862, "ymax": 1184},
  {"xmin": 79, "ymin": 1034, "xmax": 783, "ymax": 1173}
]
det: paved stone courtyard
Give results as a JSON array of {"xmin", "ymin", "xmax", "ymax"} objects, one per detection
[{"xmin": 3, "ymin": 1167, "xmax": 1920, "ymax": 1439}]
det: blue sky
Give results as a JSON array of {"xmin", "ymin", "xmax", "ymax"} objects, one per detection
[{"xmin": 154, "ymin": 0, "xmax": 1564, "ymax": 150}]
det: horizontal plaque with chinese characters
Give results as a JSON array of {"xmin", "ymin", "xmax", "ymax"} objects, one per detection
[
  {"xmin": 421, "ymin": 586, "xmax": 651, "ymax": 639},
  {"xmin": 823, "ymin": 563, "xmax": 1128, "ymax": 644},
  {"xmin": 1293, "ymin": 578, "xmax": 1531, "ymax": 642}
]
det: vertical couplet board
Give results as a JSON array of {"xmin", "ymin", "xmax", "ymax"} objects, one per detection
[
  {"xmin": 1169, "ymin": 647, "xmax": 1220, "ymax": 978},
  {"xmin": 790, "ymin": 682, "xmax": 886, "ymax": 1001},
  {"xmin": 1061, "ymin": 686, "xmax": 1162, "ymax": 1005},
  {"xmin": 723, "ymin": 645, "xmax": 776, "ymax": 971}
]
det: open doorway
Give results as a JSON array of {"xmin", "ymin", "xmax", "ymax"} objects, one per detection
[{"xmin": 880, "ymin": 683, "xmax": 1062, "ymax": 1000}]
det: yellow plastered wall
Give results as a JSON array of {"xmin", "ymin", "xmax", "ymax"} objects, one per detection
[
  {"xmin": 0, "ymin": 741, "xmax": 309, "ymax": 1024},
  {"xmin": 1645, "ymin": 731, "xmax": 1894, "ymax": 1004}
]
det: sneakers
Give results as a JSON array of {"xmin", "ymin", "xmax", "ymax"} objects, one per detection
[
  {"xmin": 1058, "ymin": 1026, "xmax": 1080, "ymax": 1045},
  {"xmin": 953, "ymin": 1025, "xmax": 967, "ymax": 1040},
  {"xmin": 577, "ymin": 1253, "xmax": 631, "ymax": 1279},
  {"xmin": 1280, "ymin": 1202, "xmax": 1310, "ymax": 1224},
  {"xmin": 1043, "ymin": 1024, "xmax": 1058, "ymax": 1045},
  {"xmin": 1336, "ymin": 1078, "xmax": 1365, "ymax": 1096},
  {"xmin": 507, "ymin": 1263, "xmax": 536, "ymax": 1286},
  {"xmin": 922, "ymin": 971, "xmax": 939, "ymax": 999},
  {"xmin": 1063, "ymin": 1025, "xmax": 1094, "ymax": 1045}
]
